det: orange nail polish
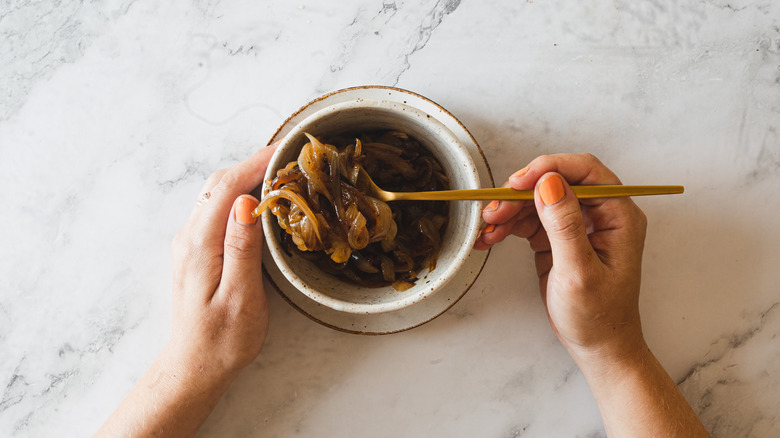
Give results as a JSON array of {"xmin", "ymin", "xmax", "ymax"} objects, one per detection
[
  {"xmin": 511, "ymin": 166, "xmax": 529, "ymax": 179},
  {"xmin": 236, "ymin": 196, "xmax": 259, "ymax": 225},
  {"xmin": 539, "ymin": 175, "xmax": 565, "ymax": 205},
  {"xmin": 484, "ymin": 200, "xmax": 499, "ymax": 212},
  {"xmin": 483, "ymin": 224, "xmax": 495, "ymax": 234}
]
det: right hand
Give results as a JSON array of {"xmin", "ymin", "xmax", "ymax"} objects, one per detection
[{"xmin": 476, "ymin": 154, "xmax": 648, "ymax": 360}]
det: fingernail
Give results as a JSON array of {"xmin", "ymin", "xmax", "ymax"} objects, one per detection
[
  {"xmin": 236, "ymin": 196, "xmax": 259, "ymax": 225},
  {"xmin": 484, "ymin": 200, "xmax": 499, "ymax": 213},
  {"xmin": 510, "ymin": 166, "xmax": 529, "ymax": 179},
  {"xmin": 482, "ymin": 224, "xmax": 495, "ymax": 234},
  {"xmin": 539, "ymin": 175, "xmax": 565, "ymax": 205}
]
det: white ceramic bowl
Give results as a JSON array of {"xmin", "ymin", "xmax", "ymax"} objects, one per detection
[{"xmin": 262, "ymin": 98, "xmax": 481, "ymax": 314}]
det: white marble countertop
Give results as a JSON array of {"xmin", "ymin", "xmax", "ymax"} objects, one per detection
[{"xmin": 2, "ymin": 1, "xmax": 779, "ymax": 436}]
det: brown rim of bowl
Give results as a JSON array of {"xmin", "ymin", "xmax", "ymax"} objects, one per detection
[{"xmin": 262, "ymin": 85, "xmax": 494, "ymax": 335}]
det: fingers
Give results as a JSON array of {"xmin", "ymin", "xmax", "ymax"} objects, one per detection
[
  {"xmin": 200, "ymin": 168, "xmax": 230, "ymax": 195},
  {"xmin": 199, "ymin": 145, "xmax": 276, "ymax": 223},
  {"xmin": 173, "ymin": 144, "xmax": 277, "ymax": 296},
  {"xmin": 472, "ymin": 239, "xmax": 492, "ymax": 251},
  {"xmin": 481, "ymin": 199, "xmax": 526, "ymax": 225},
  {"xmin": 475, "ymin": 153, "xmax": 647, "ymax": 299},
  {"xmin": 585, "ymin": 199, "xmax": 648, "ymax": 268},
  {"xmin": 482, "ymin": 179, "xmax": 531, "ymax": 225},
  {"xmin": 509, "ymin": 152, "xmax": 621, "ymax": 187},
  {"xmin": 479, "ymin": 153, "xmax": 642, "ymax": 264},
  {"xmin": 478, "ymin": 153, "xmax": 624, "ymax": 250},
  {"xmin": 191, "ymin": 145, "xmax": 277, "ymax": 244},
  {"xmin": 481, "ymin": 153, "xmax": 619, "ymax": 237},
  {"xmin": 171, "ymin": 222, "xmax": 224, "ymax": 302},
  {"xmin": 476, "ymin": 178, "xmax": 535, "ymax": 250},
  {"xmin": 189, "ymin": 168, "xmax": 230, "ymax": 221},
  {"xmin": 533, "ymin": 172, "xmax": 595, "ymax": 273},
  {"xmin": 476, "ymin": 212, "xmax": 542, "ymax": 248},
  {"xmin": 508, "ymin": 153, "xmax": 622, "ymax": 207},
  {"xmin": 534, "ymin": 250, "xmax": 553, "ymax": 279},
  {"xmin": 219, "ymin": 195, "xmax": 264, "ymax": 301}
]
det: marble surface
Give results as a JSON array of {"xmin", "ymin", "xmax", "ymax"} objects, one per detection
[{"xmin": 1, "ymin": 0, "xmax": 779, "ymax": 436}]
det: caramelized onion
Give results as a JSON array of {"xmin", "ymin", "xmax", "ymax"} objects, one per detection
[
  {"xmin": 263, "ymin": 131, "xmax": 449, "ymax": 290},
  {"xmin": 345, "ymin": 203, "xmax": 369, "ymax": 249},
  {"xmin": 299, "ymin": 138, "xmax": 332, "ymax": 203},
  {"xmin": 350, "ymin": 252, "xmax": 380, "ymax": 274},
  {"xmin": 254, "ymin": 189, "xmax": 322, "ymax": 242},
  {"xmin": 379, "ymin": 254, "xmax": 395, "ymax": 283}
]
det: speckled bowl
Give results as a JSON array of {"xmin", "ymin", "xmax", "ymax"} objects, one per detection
[{"xmin": 262, "ymin": 98, "xmax": 481, "ymax": 314}]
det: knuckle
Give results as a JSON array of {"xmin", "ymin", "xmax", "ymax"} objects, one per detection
[
  {"xmin": 531, "ymin": 154, "xmax": 553, "ymax": 168},
  {"xmin": 203, "ymin": 168, "xmax": 228, "ymax": 189},
  {"xmin": 224, "ymin": 232, "xmax": 261, "ymax": 261},
  {"xmin": 172, "ymin": 234, "xmax": 209, "ymax": 273},
  {"xmin": 636, "ymin": 208, "xmax": 648, "ymax": 230},
  {"xmin": 578, "ymin": 152, "xmax": 601, "ymax": 165},
  {"xmin": 622, "ymin": 202, "xmax": 648, "ymax": 236},
  {"xmin": 529, "ymin": 237, "xmax": 548, "ymax": 252},
  {"xmin": 217, "ymin": 170, "xmax": 241, "ymax": 191},
  {"xmin": 177, "ymin": 232, "xmax": 212, "ymax": 262},
  {"xmin": 548, "ymin": 208, "xmax": 586, "ymax": 240},
  {"xmin": 191, "ymin": 233, "xmax": 213, "ymax": 254},
  {"xmin": 633, "ymin": 207, "xmax": 648, "ymax": 244},
  {"xmin": 172, "ymin": 228, "xmax": 192, "ymax": 257}
]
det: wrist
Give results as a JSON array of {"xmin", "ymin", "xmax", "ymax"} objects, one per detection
[
  {"xmin": 565, "ymin": 331, "xmax": 651, "ymax": 381},
  {"xmin": 156, "ymin": 344, "xmax": 240, "ymax": 397},
  {"xmin": 96, "ymin": 343, "xmax": 241, "ymax": 436}
]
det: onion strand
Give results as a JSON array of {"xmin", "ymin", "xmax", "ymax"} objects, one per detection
[{"xmin": 262, "ymin": 131, "xmax": 448, "ymax": 290}]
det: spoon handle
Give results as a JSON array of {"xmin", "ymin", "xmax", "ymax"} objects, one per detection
[{"xmin": 391, "ymin": 185, "xmax": 684, "ymax": 201}]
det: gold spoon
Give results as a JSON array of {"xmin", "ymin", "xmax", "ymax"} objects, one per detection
[{"xmin": 358, "ymin": 168, "xmax": 684, "ymax": 201}]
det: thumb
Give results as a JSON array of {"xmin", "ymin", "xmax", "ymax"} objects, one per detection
[
  {"xmin": 221, "ymin": 195, "xmax": 264, "ymax": 290},
  {"xmin": 534, "ymin": 173, "xmax": 595, "ymax": 270}
]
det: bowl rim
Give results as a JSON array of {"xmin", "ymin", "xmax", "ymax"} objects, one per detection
[
  {"xmin": 261, "ymin": 85, "xmax": 494, "ymax": 334},
  {"xmin": 261, "ymin": 98, "xmax": 482, "ymax": 314}
]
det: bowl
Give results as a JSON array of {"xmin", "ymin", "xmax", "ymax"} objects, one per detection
[{"xmin": 261, "ymin": 97, "xmax": 481, "ymax": 314}]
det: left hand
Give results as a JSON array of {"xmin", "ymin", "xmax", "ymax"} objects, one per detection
[
  {"xmin": 166, "ymin": 143, "xmax": 277, "ymax": 379},
  {"xmin": 97, "ymin": 143, "xmax": 278, "ymax": 437}
]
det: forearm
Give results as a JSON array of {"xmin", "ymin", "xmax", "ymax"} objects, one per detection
[
  {"xmin": 572, "ymin": 340, "xmax": 709, "ymax": 438},
  {"xmin": 96, "ymin": 347, "xmax": 238, "ymax": 437}
]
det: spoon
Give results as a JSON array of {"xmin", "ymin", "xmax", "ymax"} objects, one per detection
[{"xmin": 357, "ymin": 168, "xmax": 684, "ymax": 202}]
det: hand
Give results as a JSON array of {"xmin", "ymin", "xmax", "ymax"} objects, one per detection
[
  {"xmin": 167, "ymin": 143, "xmax": 277, "ymax": 378},
  {"xmin": 475, "ymin": 153, "xmax": 648, "ymax": 359},
  {"xmin": 98, "ymin": 144, "xmax": 278, "ymax": 437},
  {"xmin": 475, "ymin": 154, "xmax": 709, "ymax": 436}
]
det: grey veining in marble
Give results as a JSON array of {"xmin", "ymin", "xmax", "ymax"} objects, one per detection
[{"xmin": 1, "ymin": 1, "xmax": 779, "ymax": 437}]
